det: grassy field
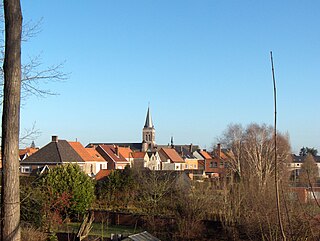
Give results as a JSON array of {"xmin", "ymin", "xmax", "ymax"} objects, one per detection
[{"xmin": 57, "ymin": 222, "xmax": 142, "ymax": 238}]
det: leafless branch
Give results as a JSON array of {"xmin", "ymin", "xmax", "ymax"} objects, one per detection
[
  {"xmin": 19, "ymin": 122, "xmax": 41, "ymax": 146},
  {"xmin": 21, "ymin": 18, "xmax": 43, "ymax": 42},
  {"xmin": 0, "ymin": 55, "xmax": 68, "ymax": 100}
]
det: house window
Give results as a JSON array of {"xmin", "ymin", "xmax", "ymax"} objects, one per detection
[
  {"xmin": 210, "ymin": 162, "xmax": 213, "ymax": 168},
  {"xmin": 100, "ymin": 163, "xmax": 107, "ymax": 170},
  {"xmin": 213, "ymin": 162, "xmax": 218, "ymax": 168},
  {"xmin": 220, "ymin": 162, "xmax": 224, "ymax": 168},
  {"xmin": 21, "ymin": 166, "xmax": 32, "ymax": 173},
  {"xmin": 185, "ymin": 164, "xmax": 188, "ymax": 169}
]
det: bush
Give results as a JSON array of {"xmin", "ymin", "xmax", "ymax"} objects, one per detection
[{"xmin": 39, "ymin": 164, "xmax": 95, "ymax": 219}]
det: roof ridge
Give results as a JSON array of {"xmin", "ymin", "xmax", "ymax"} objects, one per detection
[{"xmin": 55, "ymin": 140, "xmax": 63, "ymax": 163}]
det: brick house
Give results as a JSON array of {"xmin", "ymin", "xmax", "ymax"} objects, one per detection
[{"xmin": 95, "ymin": 145, "xmax": 131, "ymax": 170}]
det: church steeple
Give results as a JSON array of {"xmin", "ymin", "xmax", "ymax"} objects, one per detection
[
  {"xmin": 144, "ymin": 106, "xmax": 153, "ymax": 128},
  {"xmin": 142, "ymin": 105, "xmax": 156, "ymax": 151}
]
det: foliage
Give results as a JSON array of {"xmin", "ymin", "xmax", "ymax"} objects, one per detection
[
  {"xmin": 300, "ymin": 146, "xmax": 318, "ymax": 157},
  {"xmin": 20, "ymin": 182, "xmax": 44, "ymax": 227},
  {"xmin": 96, "ymin": 166, "xmax": 135, "ymax": 210},
  {"xmin": 39, "ymin": 164, "xmax": 95, "ymax": 218},
  {"xmin": 46, "ymin": 233, "xmax": 58, "ymax": 241}
]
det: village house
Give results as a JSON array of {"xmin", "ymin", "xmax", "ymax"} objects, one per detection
[
  {"xmin": 95, "ymin": 145, "xmax": 131, "ymax": 170},
  {"xmin": 159, "ymin": 147, "xmax": 185, "ymax": 170},
  {"xmin": 146, "ymin": 151, "xmax": 161, "ymax": 170},
  {"xmin": 204, "ymin": 144, "xmax": 228, "ymax": 178},
  {"xmin": 20, "ymin": 136, "xmax": 108, "ymax": 176},
  {"xmin": 69, "ymin": 141, "xmax": 107, "ymax": 175},
  {"xmin": 130, "ymin": 151, "xmax": 149, "ymax": 169},
  {"xmin": 288, "ymin": 154, "xmax": 320, "ymax": 181},
  {"xmin": 192, "ymin": 150, "xmax": 206, "ymax": 171},
  {"xmin": 173, "ymin": 144, "xmax": 199, "ymax": 170},
  {"xmin": 19, "ymin": 145, "xmax": 39, "ymax": 161},
  {"xmin": 117, "ymin": 146, "xmax": 133, "ymax": 162}
]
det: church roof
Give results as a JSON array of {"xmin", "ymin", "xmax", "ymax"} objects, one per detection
[
  {"xmin": 87, "ymin": 143, "xmax": 142, "ymax": 152},
  {"xmin": 144, "ymin": 106, "xmax": 154, "ymax": 128}
]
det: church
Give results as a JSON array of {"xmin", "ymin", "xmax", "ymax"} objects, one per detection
[{"xmin": 87, "ymin": 106, "xmax": 157, "ymax": 152}]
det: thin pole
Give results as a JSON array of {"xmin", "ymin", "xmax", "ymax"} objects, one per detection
[{"xmin": 270, "ymin": 51, "xmax": 286, "ymax": 241}]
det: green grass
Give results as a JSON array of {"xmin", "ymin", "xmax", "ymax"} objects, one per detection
[{"xmin": 57, "ymin": 222, "xmax": 142, "ymax": 238}]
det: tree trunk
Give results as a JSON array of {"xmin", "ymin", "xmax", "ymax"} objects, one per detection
[{"xmin": 1, "ymin": 0, "xmax": 22, "ymax": 240}]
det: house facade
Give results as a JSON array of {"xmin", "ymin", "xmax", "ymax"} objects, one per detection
[
  {"xmin": 146, "ymin": 151, "xmax": 161, "ymax": 170},
  {"xmin": 130, "ymin": 152, "xmax": 149, "ymax": 169},
  {"xmin": 204, "ymin": 144, "xmax": 228, "ymax": 177},
  {"xmin": 20, "ymin": 136, "xmax": 108, "ymax": 176},
  {"xmin": 69, "ymin": 142, "xmax": 108, "ymax": 175},
  {"xmin": 96, "ymin": 145, "xmax": 131, "ymax": 170},
  {"xmin": 288, "ymin": 154, "xmax": 320, "ymax": 181},
  {"xmin": 159, "ymin": 148, "xmax": 185, "ymax": 170},
  {"xmin": 20, "ymin": 136, "xmax": 85, "ymax": 174}
]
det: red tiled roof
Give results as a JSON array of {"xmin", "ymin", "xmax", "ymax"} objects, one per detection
[
  {"xmin": 19, "ymin": 147, "xmax": 38, "ymax": 157},
  {"xmin": 95, "ymin": 169, "xmax": 112, "ymax": 181},
  {"xmin": 219, "ymin": 151, "xmax": 228, "ymax": 160},
  {"xmin": 69, "ymin": 142, "xmax": 95, "ymax": 162},
  {"xmin": 99, "ymin": 145, "xmax": 130, "ymax": 163},
  {"xmin": 132, "ymin": 152, "xmax": 147, "ymax": 158},
  {"xmin": 118, "ymin": 147, "xmax": 132, "ymax": 159},
  {"xmin": 200, "ymin": 150, "xmax": 212, "ymax": 160},
  {"xmin": 86, "ymin": 148, "xmax": 105, "ymax": 162},
  {"xmin": 160, "ymin": 148, "xmax": 184, "ymax": 163}
]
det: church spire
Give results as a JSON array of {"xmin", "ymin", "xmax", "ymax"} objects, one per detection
[
  {"xmin": 142, "ymin": 105, "xmax": 156, "ymax": 151},
  {"xmin": 144, "ymin": 106, "xmax": 153, "ymax": 128}
]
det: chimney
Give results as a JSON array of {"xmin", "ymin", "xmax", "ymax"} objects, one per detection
[
  {"xmin": 115, "ymin": 146, "xmax": 119, "ymax": 156},
  {"xmin": 52, "ymin": 136, "xmax": 58, "ymax": 142},
  {"xmin": 189, "ymin": 143, "xmax": 193, "ymax": 152},
  {"xmin": 217, "ymin": 143, "xmax": 221, "ymax": 157}
]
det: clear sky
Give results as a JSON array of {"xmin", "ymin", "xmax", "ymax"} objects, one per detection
[{"xmin": 19, "ymin": 1, "xmax": 320, "ymax": 154}]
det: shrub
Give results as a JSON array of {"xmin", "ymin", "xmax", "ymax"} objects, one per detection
[{"xmin": 39, "ymin": 164, "xmax": 95, "ymax": 219}]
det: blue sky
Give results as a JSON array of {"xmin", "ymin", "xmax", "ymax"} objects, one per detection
[{"xmin": 20, "ymin": 1, "xmax": 320, "ymax": 153}]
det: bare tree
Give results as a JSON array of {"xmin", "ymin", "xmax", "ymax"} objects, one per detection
[
  {"xmin": 0, "ymin": 7, "xmax": 67, "ymax": 145},
  {"xmin": 299, "ymin": 154, "xmax": 318, "ymax": 186},
  {"xmin": 218, "ymin": 123, "xmax": 244, "ymax": 180},
  {"xmin": 1, "ymin": 1, "xmax": 22, "ymax": 241},
  {"xmin": 219, "ymin": 123, "xmax": 291, "ymax": 188},
  {"xmin": 0, "ymin": 11, "xmax": 67, "ymax": 102}
]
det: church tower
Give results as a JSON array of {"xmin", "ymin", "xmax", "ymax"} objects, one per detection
[{"xmin": 142, "ymin": 106, "xmax": 155, "ymax": 151}]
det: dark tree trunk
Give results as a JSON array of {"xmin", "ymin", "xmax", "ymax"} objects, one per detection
[{"xmin": 1, "ymin": 0, "xmax": 22, "ymax": 240}]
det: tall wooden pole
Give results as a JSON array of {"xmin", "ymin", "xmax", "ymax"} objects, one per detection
[
  {"xmin": 270, "ymin": 51, "xmax": 286, "ymax": 241},
  {"xmin": 1, "ymin": 0, "xmax": 23, "ymax": 240}
]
